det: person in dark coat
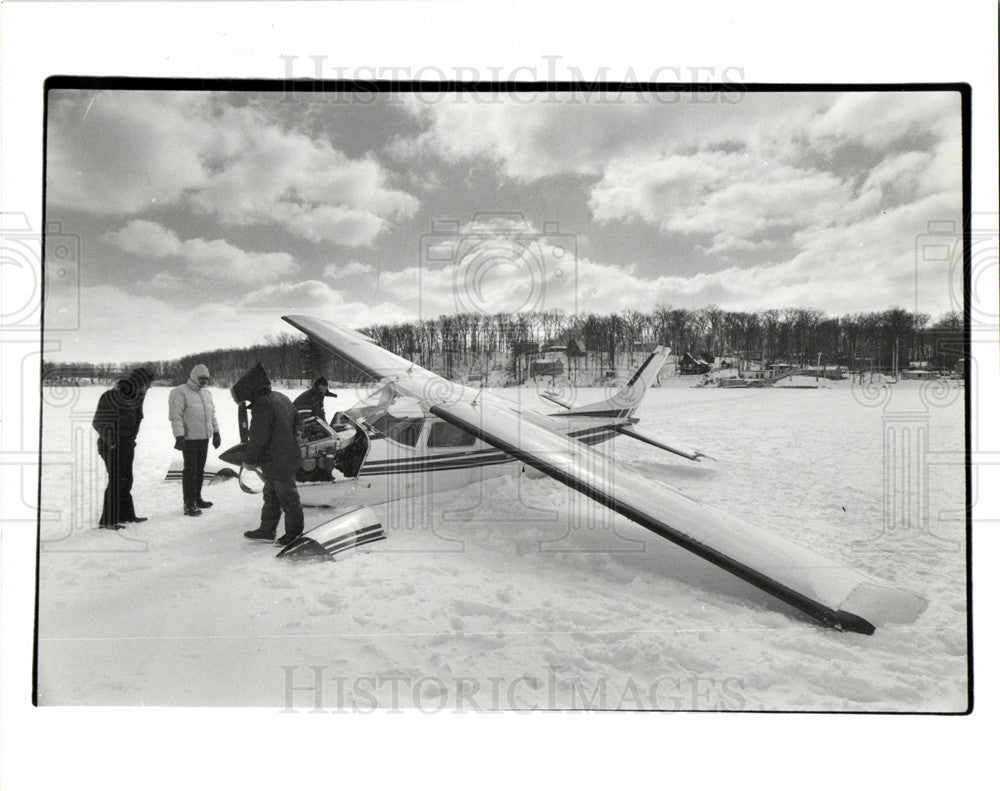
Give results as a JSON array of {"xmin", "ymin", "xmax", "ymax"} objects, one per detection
[
  {"xmin": 292, "ymin": 376, "xmax": 337, "ymax": 423},
  {"xmin": 234, "ymin": 366, "xmax": 305, "ymax": 546},
  {"xmin": 293, "ymin": 377, "xmax": 339, "ymax": 483},
  {"xmin": 91, "ymin": 367, "xmax": 154, "ymax": 529}
]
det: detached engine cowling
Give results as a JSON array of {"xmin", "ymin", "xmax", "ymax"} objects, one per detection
[{"xmin": 276, "ymin": 506, "xmax": 386, "ymax": 560}]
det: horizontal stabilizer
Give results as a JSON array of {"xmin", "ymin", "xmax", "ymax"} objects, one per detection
[
  {"xmin": 617, "ymin": 424, "xmax": 708, "ymax": 462},
  {"xmin": 554, "ymin": 346, "xmax": 670, "ymax": 419},
  {"xmin": 540, "ymin": 391, "xmax": 574, "ymax": 410}
]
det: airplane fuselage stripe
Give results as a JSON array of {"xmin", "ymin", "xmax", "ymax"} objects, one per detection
[{"xmin": 358, "ymin": 429, "xmax": 618, "ymax": 476}]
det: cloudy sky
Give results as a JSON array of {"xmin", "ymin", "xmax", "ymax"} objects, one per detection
[{"xmin": 44, "ymin": 87, "xmax": 963, "ymax": 364}]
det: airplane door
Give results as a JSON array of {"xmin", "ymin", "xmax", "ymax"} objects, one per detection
[
  {"xmin": 331, "ymin": 412, "xmax": 371, "ymax": 479},
  {"xmin": 425, "ymin": 418, "xmax": 478, "ymax": 489}
]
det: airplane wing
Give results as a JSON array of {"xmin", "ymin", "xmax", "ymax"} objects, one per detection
[
  {"xmin": 284, "ymin": 315, "xmax": 926, "ymax": 634},
  {"xmin": 283, "ymin": 315, "xmax": 440, "ymax": 385}
]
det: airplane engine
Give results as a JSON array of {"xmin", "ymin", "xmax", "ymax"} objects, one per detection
[{"xmin": 221, "ymin": 412, "xmax": 370, "ymax": 483}]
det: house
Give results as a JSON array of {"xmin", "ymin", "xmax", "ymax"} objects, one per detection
[
  {"xmin": 901, "ymin": 368, "xmax": 939, "ymax": 381},
  {"xmin": 529, "ymin": 353, "xmax": 564, "ymax": 379},
  {"xmin": 802, "ymin": 365, "xmax": 847, "ymax": 380},
  {"xmin": 678, "ymin": 352, "xmax": 711, "ymax": 375}
]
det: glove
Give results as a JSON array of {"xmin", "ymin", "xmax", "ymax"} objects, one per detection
[
  {"xmin": 174, "ymin": 436, "xmax": 186, "ymax": 451},
  {"xmin": 212, "ymin": 432, "xmax": 222, "ymax": 449}
]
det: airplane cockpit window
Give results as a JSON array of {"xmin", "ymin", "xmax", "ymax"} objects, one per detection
[
  {"xmin": 427, "ymin": 420, "xmax": 477, "ymax": 448},
  {"xmin": 349, "ymin": 386, "xmax": 426, "ymax": 448},
  {"xmin": 371, "ymin": 414, "xmax": 424, "ymax": 447}
]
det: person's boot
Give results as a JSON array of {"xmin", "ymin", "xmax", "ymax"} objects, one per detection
[
  {"xmin": 196, "ymin": 499, "xmax": 213, "ymax": 509},
  {"xmin": 184, "ymin": 502, "xmax": 203, "ymax": 517},
  {"xmin": 97, "ymin": 522, "xmax": 125, "ymax": 530},
  {"xmin": 244, "ymin": 527, "xmax": 276, "ymax": 541},
  {"xmin": 275, "ymin": 532, "xmax": 301, "ymax": 547}
]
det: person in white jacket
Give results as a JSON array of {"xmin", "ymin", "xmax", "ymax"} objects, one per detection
[{"xmin": 169, "ymin": 364, "xmax": 221, "ymax": 516}]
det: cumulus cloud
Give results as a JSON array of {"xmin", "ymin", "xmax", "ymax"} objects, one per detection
[
  {"xmin": 588, "ymin": 91, "xmax": 961, "ymax": 255},
  {"xmin": 190, "ymin": 121, "xmax": 420, "ymax": 244},
  {"xmin": 379, "ymin": 186, "xmax": 961, "ymax": 321},
  {"xmin": 47, "ymin": 91, "xmax": 213, "ymax": 215},
  {"xmin": 391, "ymin": 92, "xmax": 834, "ymax": 181},
  {"xmin": 48, "ymin": 91, "xmax": 420, "ymax": 246},
  {"xmin": 807, "ymin": 91, "xmax": 960, "ymax": 149},
  {"xmin": 396, "ymin": 92, "xmax": 960, "ymax": 262},
  {"xmin": 322, "ymin": 261, "xmax": 375, "ymax": 279},
  {"xmin": 391, "ymin": 92, "xmax": 635, "ymax": 179},
  {"xmin": 180, "ymin": 238, "xmax": 297, "ymax": 283},
  {"xmin": 105, "ymin": 220, "xmax": 298, "ymax": 284},
  {"xmin": 590, "ymin": 152, "xmax": 856, "ymax": 254},
  {"xmin": 148, "ymin": 272, "xmax": 187, "ymax": 291},
  {"xmin": 240, "ymin": 280, "xmax": 346, "ymax": 310},
  {"xmin": 103, "ymin": 219, "xmax": 182, "ymax": 258}
]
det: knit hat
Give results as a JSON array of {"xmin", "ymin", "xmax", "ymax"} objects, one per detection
[{"xmin": 190, "ymin": 364, "xmax": 210, "ymax": 380}]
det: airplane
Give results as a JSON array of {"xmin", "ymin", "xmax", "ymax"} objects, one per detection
[
  {"xmin": 224, "ymin": 331, "xmax": 703, "ymax": 504},
  {"xmin": 220, "ymin": 314, "xmax": 927, "ymax": 636}
]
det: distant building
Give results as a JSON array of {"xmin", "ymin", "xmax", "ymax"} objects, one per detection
[
  {"xmin": 678, "ymin": 352, "xmax": 711, "ymax": 375},
  {"xmin": 512, "ymin": 341, "xmax": 540, "ymax": 356},
  {"xmin": 901, "ymin": 368, "xmax": 939, "ymax": 381},
  {"xmin": 802, "ymin": 365, "xmax": 847, "ymax": 380},
  {"xmin": 529, "ymin": 354, "xmax": 564, "ymax": 379}
]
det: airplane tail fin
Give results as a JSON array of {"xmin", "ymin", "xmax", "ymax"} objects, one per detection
[{"xmin": 555, "ymin": 346, "xmax": 670, "ymax": 419}]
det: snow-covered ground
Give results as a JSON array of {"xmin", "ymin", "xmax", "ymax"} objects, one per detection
[{"xmin": 35, "ymin": 377, "xmax": 967, "ymax": 710}]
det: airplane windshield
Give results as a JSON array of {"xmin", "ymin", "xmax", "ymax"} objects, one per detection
[{"xmin": 346, "ymin": 384, "xmax": 426, "ymax": 447}]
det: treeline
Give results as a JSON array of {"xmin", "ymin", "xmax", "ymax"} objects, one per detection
[
  {"xmin": 42, "ymin": 306, "xmax": 965, "ymax": 386},
  {"xmin": 361, "ymin": 306, "xmax": 964, "ymax": 374},
  {"xmin": 42, "ymin": 333, "xmax": 326, "ymax": 388}
]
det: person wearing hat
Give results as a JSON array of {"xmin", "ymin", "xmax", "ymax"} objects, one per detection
[
  {"xmin": 92, "ymin": 367, "xmax": 153, "ymax": 529},
  {"xmin": 292, "ymin": 376, "xmax": 338, "ymax": 423},
  {"xmin": 234, "ymin": 365, "xmax": 305, "ymax": 546},
  {"xmin": 168, "ymin": 363, "xmax": 221, "ymax": 516}
]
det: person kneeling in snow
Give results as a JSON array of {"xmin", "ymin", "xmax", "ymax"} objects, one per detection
[{"xmin": 233, "ymin": 365, "xmax": 305, "ymax": 546}]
